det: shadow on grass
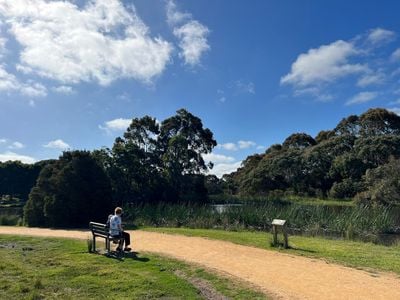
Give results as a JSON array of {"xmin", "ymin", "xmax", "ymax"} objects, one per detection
[
  {"xmin": 270, "ymin": 242, "xmax": 317, "ymax": 253},
  {"xmin": 102, "ymin": 250, "xmax": 150, "ymax": 262},
  {"xmin": 287, "ymin": 246, "xmax": 317, "ymax": 253}
]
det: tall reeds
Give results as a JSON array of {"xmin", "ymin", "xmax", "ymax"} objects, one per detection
[{"xmin": 125, "ymin": 201, "xmax": 397, "ymax": 240}]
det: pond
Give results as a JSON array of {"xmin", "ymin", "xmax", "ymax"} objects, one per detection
[{"xmin": 210, "ymin": 203, "xmax": 243, "ymax": 213}]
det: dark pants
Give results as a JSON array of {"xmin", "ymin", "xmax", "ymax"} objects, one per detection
[{"xmin": 112, "ymin": 231, "xmax": 131, "ymax": 248}]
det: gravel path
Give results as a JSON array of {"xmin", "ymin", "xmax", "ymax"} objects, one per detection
[{"xmin": 1, "ymin": 226, "xmax": 399, "ymax": 299}]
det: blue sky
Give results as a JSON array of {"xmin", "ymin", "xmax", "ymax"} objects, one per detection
[{"xmin": 1, "ymin": 0, "xmax": 400, "ymax": 177}]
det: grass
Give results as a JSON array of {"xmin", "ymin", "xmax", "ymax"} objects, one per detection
[
  {"xmin": 0, "ymin": 235, "xmax": 266, "ymax": 299},
  {"xmin": 143, "ymin": 227, "xmax": 400, "ymax": 275},
  {"xmin": 283, "ymin": 195, "xmax": 355, "ymax": 207},
  {"xmin": 209, "ymin": 194, "xmax": 355, "ymax": 207}
]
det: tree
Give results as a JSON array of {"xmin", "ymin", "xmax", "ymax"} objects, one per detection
[
  {"xmin": 334, "ymin": 115, "xmax": 360, "ymax": 136},
  {"xmin": 24, "ymin": 151, "xmax": 113, "ymax": 227},
  {"xmin": 0, "ymin": 160, "xmax": 48, "ymax": 201},
  {"xmin": 315, "ymin": 130, "xmax": 335, "ymax": 143},
  {"xmin": 359, "ymin": 108, "xmax": 400, "ymax": 136},
  {"xmin": 108, "ymin": 109, "xmax": 217, "ymax": 203},
  {"xmin": 110, "ymin": 116, "xmax": 163, "ymax": 204},
  {"xmin": 354, "ymin": 135, "xmax": 400, "ymax": 168},
  {"xmin": 205, "ymin": 175, "xmax": 223, "ymax": 195},
  {"xmin": 282, "ymin": 133, "xmax": 316, "ymax": 149},
  {"xmin": 355, "ymin": 158, "xmax": 400, "ymax": 206},
  {"xmin": 159, "ymin": 109, "xmax": 216, "ymax": 175},
  {"xmin": 220, "ymin": 108, "xmax": 400, "ymax": 200},
  {"xmin": 158, "ymin": 109, "xmax": 216, "ymax": 201}
]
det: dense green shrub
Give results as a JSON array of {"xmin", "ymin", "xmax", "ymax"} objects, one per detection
[
  {"xmin": 355, "ymin": 158, "xmax": 400, "ymax": 206},
  {"xmin": 24, "ymin": 151, "xmax": 114, "ymax": 228}
]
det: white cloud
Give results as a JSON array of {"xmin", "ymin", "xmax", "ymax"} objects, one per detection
[
  {"xmin": 391, "ymin": 48, "xmax": 400, "ymax": 62},
  {"xmin": 52, "ymin": 85, "xmax": 75, "ymax": 94},
  {"xmin": 281, "ymin": 40, "xmax": 366, "ymax": 87},
  {"xmin": 8, "ymin": 141, "xmax": 24, "ymax": 149},
  {"xmin": 0, "ymin": 65, "xmax": 18, "ymax": 92},
  {"xmin": 366, "ymin": 28, "xmax": 396, "ymax": 45},
  {"xmin": 0, "ymin": 0, "xmax": 173, "ymax": 86},
  {"xmin": 357, "ymin": 72, "xmax": 385, "ymax": 87},
  {"xmin": 218, "ymin": 140, "xmax": 258, "ymax": 151},
  {"xmin": 208, "ymin": 161, "xmax": 242, "ymax": 178},
  {"xmin": 167, "ymin": 0, "xmax": 210, "ymax": 66},
  {"xmin": 43, "ymin": 139, "xmax": 70, "ymax": 150},
  {"xmin": 0, "ymin": 138, "xmax": 6, "ymax": 143},
  {"xmin": 20, "ymin": 82, "xmax": 47, "ymax": 97},
  {"xmin": 346, "ymin": 91, "xmax": 378, "ymax": 106},
  {"xmin": 166, "ymin": 0, "xmax": 191, "ymax": 26},
  {"xmin": 0, "ymin": 151, "xmax": 35, "ymax": 164},
  {"xmin": 218, "ymin": 143, "xmax": 238, "ymax": 151},
  {"xmin": 203, "ymin": 153, "xmax": 235, "ymax": 164},
  {"xmin": 99, "ymin": 118, "xmax": 131, "ymax": 132},
  {"xmin": 234, "ymin": 80, "xmax": 255, "ymax": 94},
  {"xmin": 256, "ymin": 145, "xmax": 265, "ymax": 150},
  {"xmin": 0, "ymin": 36, "xmax": 7, "ymax": 58},
  {"xmin": 238, "ymin": 140, "xmax": 256, "ymax": 149},
  {"xmin": 0, "ymin": 63, "xmax": 47, "ymax": 97},
  {"xmin": 294, "ymin": 87, "xmax": 333, "ymax": 102},
  {"xmin": 174, "ymin": 20, "xmax": 210, "ymax": 66}
]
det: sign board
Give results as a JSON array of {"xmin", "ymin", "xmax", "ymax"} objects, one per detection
[{"xmin": 272, "ymin": 219, "xmax": 286, "ymax": 226}]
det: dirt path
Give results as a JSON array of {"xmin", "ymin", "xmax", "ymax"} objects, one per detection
[{"xmin": 1, "ymin": 227, "xmax": 399, "ymax": 299}]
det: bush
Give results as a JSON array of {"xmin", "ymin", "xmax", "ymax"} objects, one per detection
[
  {"xmin": 355, "ymin": 158, "xmax": 400, "ymax": 206},
  {"xmin": 329, "ymin": 179, "xmax": 362, "ymax": 199},
  {"xmin": 0, "ymin": 214, "xmax": 20, "ymax": 225}
]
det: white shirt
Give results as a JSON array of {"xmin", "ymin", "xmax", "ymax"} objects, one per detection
[{"xmin": 109, "ymin": 214, "xmax": 121, "ymax": 236}]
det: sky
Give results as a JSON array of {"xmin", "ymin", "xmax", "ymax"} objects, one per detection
[{"xmin": 0, "ymin": 0, "xmax": 400, "ymax": 177}]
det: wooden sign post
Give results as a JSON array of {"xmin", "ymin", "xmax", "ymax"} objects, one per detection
[{"xmin": 271, "ymin": 219, "xmax": 288, "ymax": 248}]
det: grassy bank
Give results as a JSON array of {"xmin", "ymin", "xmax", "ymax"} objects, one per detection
[
  {"xmin": 0, "ymin": 235, "xmax": 265, "ymax": 299},
  {"xmin": 143, "ymin": 227, "xmax": 400, "ymax": 275}
]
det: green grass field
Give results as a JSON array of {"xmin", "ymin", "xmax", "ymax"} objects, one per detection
[
  {"xmin": 143, "ymin": 227, "xmax": 400, "ymax": 275},
  {"xmin": 0, "ymin": 235, "xmax": 265, "ymax": 299}
]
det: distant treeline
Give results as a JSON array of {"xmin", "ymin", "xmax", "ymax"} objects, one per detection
[
  {"xmin": 1, "ymin": 107, "xmax": 400, "ymax": 228},
  {"xmin": 0, "ymin": 160, "xmax": 53, "ymax": 202},
  {"xmin": 217, "ymin": 108, "xmax": 400, "ymax": 207}
]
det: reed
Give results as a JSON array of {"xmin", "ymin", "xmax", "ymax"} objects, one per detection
[{"xmin": 125, "ymin": 201, "xmax": 397, "ymax": 240}]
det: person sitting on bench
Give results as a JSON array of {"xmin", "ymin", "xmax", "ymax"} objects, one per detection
[{"xmin": 109, "ymin": 207, "xmax": 131, "ymax": 252}]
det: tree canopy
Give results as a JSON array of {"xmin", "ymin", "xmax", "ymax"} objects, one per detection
[
  {"xmin": 24, "ymin": 151, "xmax": 114, "ymax": 227},
  {"xmin": 225, "ymin": 108, "xmax": 400, "ymax": 205}
]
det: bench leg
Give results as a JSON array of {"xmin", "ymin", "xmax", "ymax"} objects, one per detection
[
  {"xmin": 106, "ymin": 237, "xmax": 111, "ymax": 252},
  {"xmin": 92, "ymin": 236, "xmax": 96, "ymax": 252}
]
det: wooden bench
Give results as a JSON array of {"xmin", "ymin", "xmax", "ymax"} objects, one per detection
[{"xmin": 89, "ymin": 221, "xmax": 124, "ymax": 253}]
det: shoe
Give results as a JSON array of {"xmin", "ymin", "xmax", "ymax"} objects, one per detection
[{"xmin": 124, "ymin": 247, "xmax": 131, "ymax": 252}]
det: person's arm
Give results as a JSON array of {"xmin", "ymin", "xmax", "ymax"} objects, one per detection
[{"xmin": 118, "ymin": 216, "xmax": 123, "ymax": 232}]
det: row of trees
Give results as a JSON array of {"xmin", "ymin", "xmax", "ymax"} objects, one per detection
[
  {"xmin": 0, "ymin": 160, "xmax": 51, "ymax": 201},
  {"xmin": 23, "ymin": 109, "xmax": 216, "ymax": 227},
  {"xmin": 5, "ymin": 107, "xmax": 400, "ymax": 227},
  {"xmin": 222, "ymin": 108, "xmax": 400, "ymax": 205}
]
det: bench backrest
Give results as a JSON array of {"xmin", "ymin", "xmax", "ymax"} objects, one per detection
[{"xmin": 89, "ymin": 221, "xmax": 109, "ymax": 237}]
